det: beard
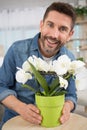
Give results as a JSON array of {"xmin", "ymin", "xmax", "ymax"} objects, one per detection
[{"xmin": 39, "ymin": 35, "xmax": 64, "ymax": 56}]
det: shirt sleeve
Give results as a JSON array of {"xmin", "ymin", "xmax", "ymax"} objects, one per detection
[
  {"xmin": 65, "ymin": 77, "xmax": 77, "ymax": 112},
  {"xmin": 0, "ymin": 44, "xmax": 17, "ymax": 101}
]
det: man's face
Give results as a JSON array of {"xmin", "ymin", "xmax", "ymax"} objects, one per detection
[{"xmin": 39, "ymin": 11, "xmax": 74, "ymax": 57}]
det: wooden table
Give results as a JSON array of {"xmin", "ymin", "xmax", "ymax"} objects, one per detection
[{"xmin": 2, "ymin": 113, "xmax": 87, "ymax": 130}]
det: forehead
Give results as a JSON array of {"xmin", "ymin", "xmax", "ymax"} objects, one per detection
[{"xmin": 45, "ymin": 11, "xmax": 72, "ymax": 29}]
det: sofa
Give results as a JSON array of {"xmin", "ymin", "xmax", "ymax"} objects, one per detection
[
  {"xmin": 76, "ymin": 66, "xmax": 87, "ymax": 112},
  {"xmin": 77, "ymin": 90, "xmax": 87, "ymax": 112}
]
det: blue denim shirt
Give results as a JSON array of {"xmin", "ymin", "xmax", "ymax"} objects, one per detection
[{"xmin": 0, "ymin": 33, "xmax": 77, "ymax": 125}]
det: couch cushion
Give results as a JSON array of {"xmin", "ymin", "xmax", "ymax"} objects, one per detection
[
  {"xmin": 77, "ymin": 90, "xmax": 87, "ymax": 106},
  {"xmin": 76, "ymin": 67, "xmax": 87, "ymax": 91}
]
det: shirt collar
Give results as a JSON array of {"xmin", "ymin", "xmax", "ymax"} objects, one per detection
[{"xmin": 30, "ymin": 32, "xmax": 40, "ymax": 51}]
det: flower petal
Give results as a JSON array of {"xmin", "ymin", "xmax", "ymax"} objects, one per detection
[{"xmin": 16, "ymin": 68, "xmax": 32, "ymax": 84}]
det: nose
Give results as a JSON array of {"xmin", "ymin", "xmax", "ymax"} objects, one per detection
[{"xmin": 51, "ymin": 28, "xmax": 59, "ymax": 39}]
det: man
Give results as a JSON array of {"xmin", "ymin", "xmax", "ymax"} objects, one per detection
[{"xmin": 0, "ymin": 2, "xmax": 77, "ymax": 128}]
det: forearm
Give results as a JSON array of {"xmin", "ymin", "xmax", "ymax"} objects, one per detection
[{"xmin": 1, "ymin": 95, "xmax": 27, "ymax": 115}]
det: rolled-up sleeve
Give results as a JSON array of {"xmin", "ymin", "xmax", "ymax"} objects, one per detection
[{"xmin": 0, "ymin": 89, "xmax": 17, "ymax": 101}]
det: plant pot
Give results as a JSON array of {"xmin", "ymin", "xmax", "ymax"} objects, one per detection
[{"xmin": 35, "ymin": 94, "xmax": 64, "ymax": 127}]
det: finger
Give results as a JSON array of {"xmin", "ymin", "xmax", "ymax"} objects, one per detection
[
  {"xmin": 28, "ymin": 104, "xmax": 40, "ymax": 113},
  {"xmin": 22, "ymin": 108, "xmax": 42, "ymax": 124},
  {"xmin": 26, "ymin": 104, "xmax": 42, "ymax": 124},
  {"xmin": 60, "ymin": 111, "xmax": 70, "ymax": 124},
  {"xmin": 29, "ymin": 108, "xmax": 42, "ymax": 120},
  {"xmin": 27, "ymin": 115, "xmax": 42, "ymax": 125}
]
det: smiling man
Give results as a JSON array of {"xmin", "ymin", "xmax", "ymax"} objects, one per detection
[
  {"xmin": 39, "ymin": 7, "xmax": 74, "ymax": 58},
  {"xmin": 0, "ymin": 2, "xmax": 77, "ymax": 129}
]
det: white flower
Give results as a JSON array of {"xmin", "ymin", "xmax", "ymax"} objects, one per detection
[
  {"xmin": 53, "ymin": 55, "xmax": 71, "ymax": 75},
  {"xmin": 59, "ymin": 76, "xmax": 68, "ymax": 89},
  {"xmin": 22, "ymin": 60, "xmax": 31, "ymax": 72},
  {"xmin": 28, "ymin": 55, "xmax": 37, "ymax": 67},
  {"xmin": 69, "ymin": 60, "xmax": 85, "ymax": 75},
  {"xmin": 22, "ymin": 56, "xmax": 36, "ymax": 72},
  {"xmin": 16, "ymin": 54, "xmax": 85, "ymax": 96},
  {"xmin": 33, "ymin": 56, "xmax": 50, "ymax": 72},
  {"xmin": 16, "ymin": 68, "xmax": 32, "ymax": 84},
  {"xmin": 28, "ymin": 55, "xmax": 52, "ymax": 72}
]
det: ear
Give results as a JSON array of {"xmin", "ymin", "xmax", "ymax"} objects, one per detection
[
  {"xmin": 40, "ymin": 20, "xmax": 44, "ymax": 32},
  {"xmin": 67, "ymin": 30, "xmax": 74, "ymax": 42}
]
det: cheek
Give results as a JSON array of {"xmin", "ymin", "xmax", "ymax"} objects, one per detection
[
  {"xmin": 41, "ymin": 26, "xmax": 51, "ymax": 36},
  {"xmin": 60, "ymin": 34, "xmax": 68, "ymax": 43}
]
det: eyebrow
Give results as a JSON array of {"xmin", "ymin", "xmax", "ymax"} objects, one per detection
[{"xmin": 46, "ymin": 21, "xmax": 53, "ymax": 24}]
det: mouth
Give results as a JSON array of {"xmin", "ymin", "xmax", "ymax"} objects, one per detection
[{"xmin": 46, "ymin": 37, "xmax": 59, "ymax": 47}]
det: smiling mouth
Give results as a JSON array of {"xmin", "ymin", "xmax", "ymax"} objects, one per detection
[{"xmin": 47, "ymin": 38, "xmax": 59, "ymax": 45}]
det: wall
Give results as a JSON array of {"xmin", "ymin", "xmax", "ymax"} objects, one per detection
[{"xmin": 0, "ymin": 0, "xmax": 78, "ymax": 10}]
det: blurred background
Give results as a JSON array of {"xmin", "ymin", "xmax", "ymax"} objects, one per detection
[{"xmin": 0, "ymin": 0, "xmax": 87, "ymax": 63}]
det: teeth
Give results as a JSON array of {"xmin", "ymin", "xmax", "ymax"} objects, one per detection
[{"xmin": 47, "ymin": 38, "xmax": 57, "ymax": 44}]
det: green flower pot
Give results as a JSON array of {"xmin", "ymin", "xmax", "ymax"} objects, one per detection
[{"xmin": 35, "ymin": 94, "xmax": 64, "ymax": 127}]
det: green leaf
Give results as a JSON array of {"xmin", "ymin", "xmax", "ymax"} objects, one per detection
[
  {"xmin": 28, "ymin": 61, "xmax": 49, "ymax": 95},
  {"xmin": 63, "ymin": 73, "xmax": 72, "ymax": 80},
  {"xmin": 50, "ymin": 87, "xmax": 66, "ymax": 96},
  {"xmin": 22, "ymin": 84, "xmax": 36, "ymax": 93},
  {"xmin": 55, "ymin": 90, "xmax": 67, "ymax": 96},
  {"xmin": 49, "ymin": 77, "xmax": 60, "ymax": 94}
]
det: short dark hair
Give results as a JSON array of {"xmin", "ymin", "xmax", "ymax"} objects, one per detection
[{"xmin": 43, "ymin": 2, "xmax": 76, "ymax": 29}]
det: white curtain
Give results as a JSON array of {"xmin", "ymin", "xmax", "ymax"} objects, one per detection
[{"xmin": 0, "ymin": 7, "xmax": 45, "ymax": 54}]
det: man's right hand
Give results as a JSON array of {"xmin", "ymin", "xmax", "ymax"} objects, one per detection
[
  {"xmin": 19, "ymin": 103, "xmax": 42, "ymax": 125},
  {"xmin": 2, "ymin": 95, "xmax": 42, "ymax": 125}
]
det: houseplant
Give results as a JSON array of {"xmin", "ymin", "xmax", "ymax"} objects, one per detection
[
  {"xmin": 82, "ymin": 6, "xmax": 87, "ymax": 20},
  {"xmin": 74, "ymin": 6, "xmax": 87, "ymax": 21},
  {"xmin": 16, "ymin": 55, "xmax": 85, "ymax": 127},
  {"xmin": 74, "ymin": 6, "xmax": 84, "ymax": 21}
]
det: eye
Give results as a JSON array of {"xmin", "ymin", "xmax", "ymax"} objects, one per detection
[
  {"xmin": 47, "ymin": 22, "xmax": 54, "ymax": 28},
  {"xmin": 59, "ymin": 26, "xmax": 68, "ymax": 32}
]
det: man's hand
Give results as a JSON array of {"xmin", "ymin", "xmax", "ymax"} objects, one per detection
[
  {"xmin": 2, "ymin": 95, "xmax": 74, "ymax": 125},
  {"xmin": 2, "ymin": 95, "xmax": 42, "ymax": 125},
  {"xmin": 19, "ymin": 104, "xmax": 42, "ymax": 125},
  {"xmin": 60, "ymin": 100, "xmax": 74, "ymax": 124}
]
